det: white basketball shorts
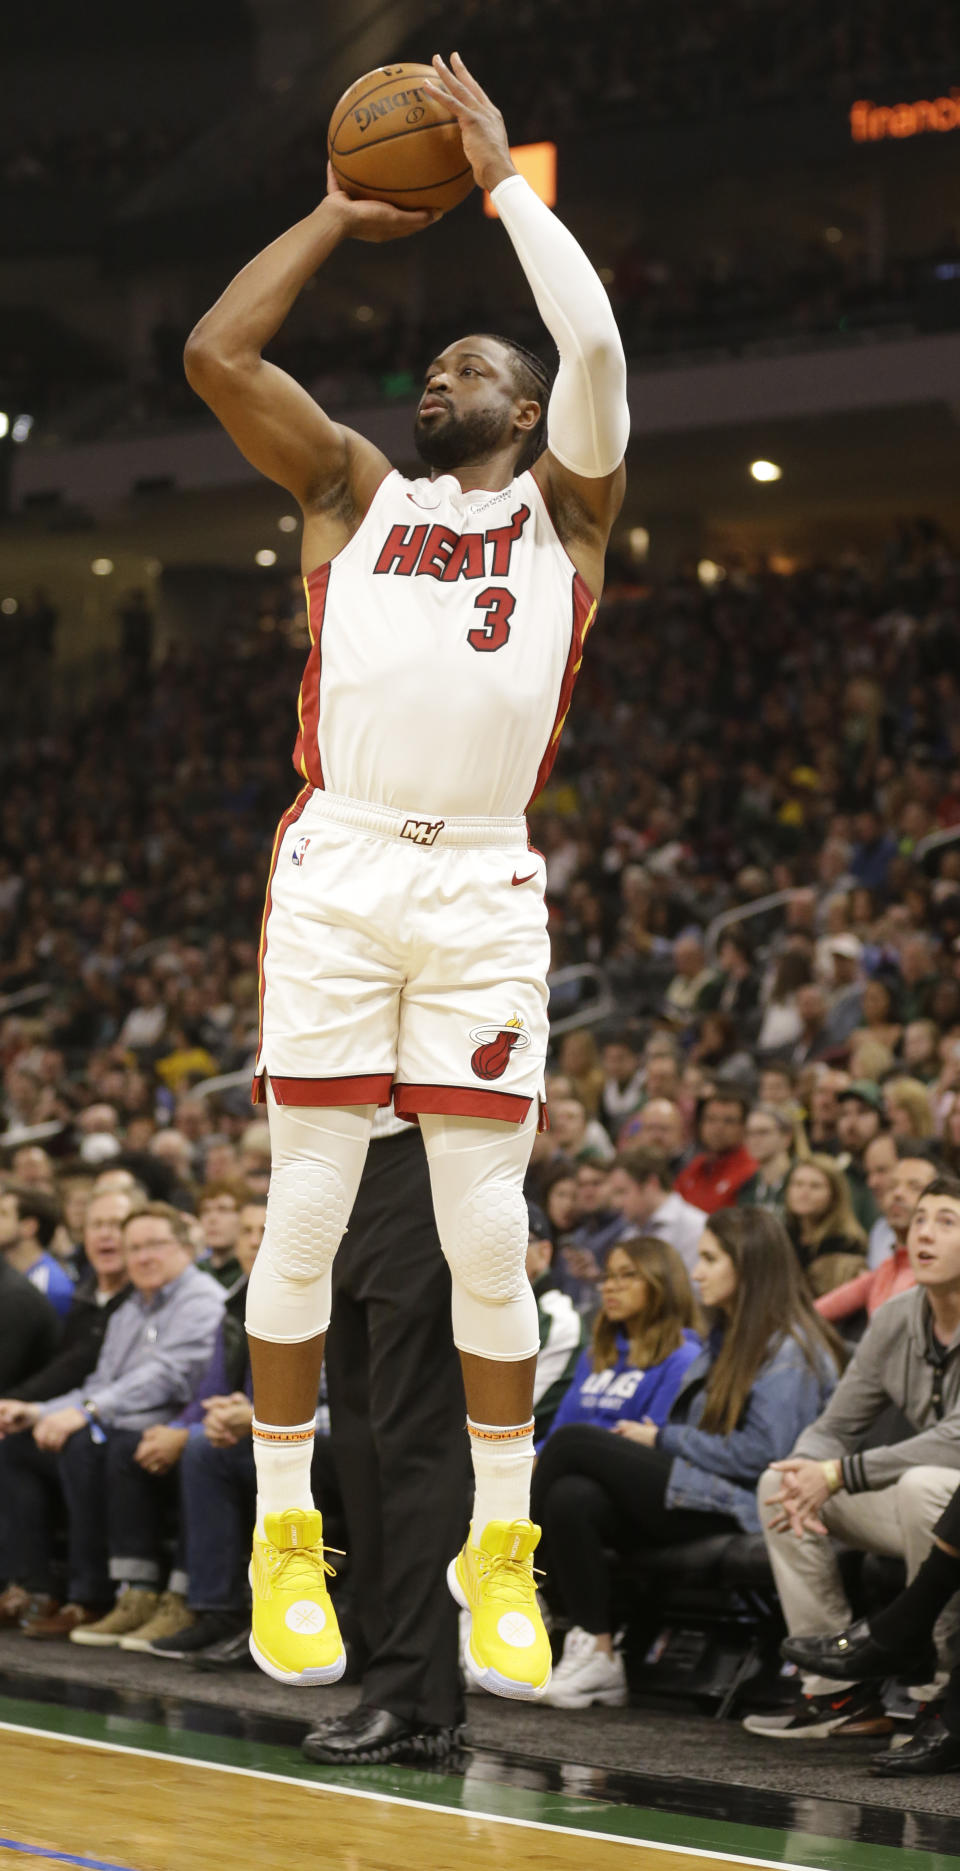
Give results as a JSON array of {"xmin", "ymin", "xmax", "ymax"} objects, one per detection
[{"xmin": 253, "ymin": 787, "xmax": 550, "ymax": 1125}]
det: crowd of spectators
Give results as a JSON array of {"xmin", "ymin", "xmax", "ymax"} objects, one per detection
[
  {"xmin": 1, "ymin": 521, "xmax": 959, "ymax": 1751},
  {"xmin": 401, "ymin": 0, "xmax": 960, "ymax": 139},
  {"xmin": 8, "ymin": 0, "xmax": 958, "ymax": 210}
]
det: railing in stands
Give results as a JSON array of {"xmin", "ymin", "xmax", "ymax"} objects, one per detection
[
  {"xmin": 0, "ymin": 984, "xmax": 52, "ymax": 1016},
  {"xmin": 546, "ymin": 964, "xmax": 617, "ymax": 1036},
  {"xmin": 705, "ymin": 890, "xmax": 808, "ymax": 962},
  {"xmin": 915, "ymin": 825, "xmax": 960, "ymax": 866},
  {"xmin": 188, "ymin": 1069, "xmax": 251, "ymax": 1103}
]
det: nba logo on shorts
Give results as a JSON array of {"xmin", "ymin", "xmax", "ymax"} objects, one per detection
[{"xmin": 291, "ymin": 836, "xmax": 311, "ymax": 867}]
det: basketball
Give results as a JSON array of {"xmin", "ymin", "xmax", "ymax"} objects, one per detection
[{"xmin": 327, "ymin": 63, "xmax": 474, "ymax": 213}]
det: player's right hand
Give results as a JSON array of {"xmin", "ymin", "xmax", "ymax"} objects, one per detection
[{"xmin": 324, "ymin": 162, "xmax": 442, "ymax": 241}]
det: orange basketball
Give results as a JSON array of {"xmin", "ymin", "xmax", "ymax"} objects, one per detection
[{"xmin": 327, "ymin": 63, "xmax": 474, "ymax": 213}]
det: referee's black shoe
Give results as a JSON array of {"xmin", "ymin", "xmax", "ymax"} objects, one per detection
[{"xmin": 301, "ymin": 1704, "xmax": 466, "ymax": 1766}]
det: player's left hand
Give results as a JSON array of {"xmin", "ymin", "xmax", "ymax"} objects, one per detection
[{"xmin": 423, "ymin": 53, "xmax": 516, "ymax": 194}]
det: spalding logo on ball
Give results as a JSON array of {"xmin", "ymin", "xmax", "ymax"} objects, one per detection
[
  {"xmin": 470, "ymin": 1014, "xmax": 531, "ymax": 1082},
  {"xmin": 327, "ymin": 62, "xmax": 475, "ymax": 213}
]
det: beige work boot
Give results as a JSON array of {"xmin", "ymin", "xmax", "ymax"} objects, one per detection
[
  {"xmin": 70, "ymin": 1587, "xmax": 159, "ymax": 1647},
  {"xmin": 120, "ymin": 1590, "xmax": 196, "ymax": 1652}
]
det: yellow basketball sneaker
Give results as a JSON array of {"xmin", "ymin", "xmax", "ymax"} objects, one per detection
[
  {"xmin": 447, "ymin": 1518, "xmax": 551, "ymax": 1701},
  {"xmin": 249, "ymin": 1508, "xmax": 346, "ymax": 1686}
]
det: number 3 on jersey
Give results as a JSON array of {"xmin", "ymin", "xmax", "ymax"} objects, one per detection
[{"xmin": 467, "ymin": 585, "xmax": 515, "ymax": 653}]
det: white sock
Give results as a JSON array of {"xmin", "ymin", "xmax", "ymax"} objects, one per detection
[
  {"xmin": 468, "ymin": 1418, "xmax": 535, "ymax": 1544},
  {"xmin": 252, "ymin": 1417, "xmax": 315, "ymax": 1536}
]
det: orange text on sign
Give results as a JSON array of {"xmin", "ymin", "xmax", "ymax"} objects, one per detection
[{"xmin": 851, "ymin": 91, "xmax": 960, "ymax": 140}]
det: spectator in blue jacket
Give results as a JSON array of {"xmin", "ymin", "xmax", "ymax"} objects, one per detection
[
  {"xmin": 0, "ymin": 1183, "xmax": 74, "ymax": 1320},
  {"xmin": 534, "ymin": 1207, "xmax": 844, "ymax": 1710},
  {"xmin": 540, "ymin": 1236, "xmax": 701, "ymax": 1450}
]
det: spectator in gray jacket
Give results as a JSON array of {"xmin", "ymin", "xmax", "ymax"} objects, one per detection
[
  {"xmin": 0, "ymin": 1202, "xmax": 224, "ymax": 1641},
  {"xmin": 747, "ymin": 1176, "xmax": 960, "ymax": 1742}
]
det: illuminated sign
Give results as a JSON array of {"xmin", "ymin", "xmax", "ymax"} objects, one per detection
[
  {"xmin": 851, "ymin": 91, "xmax": 960, "ymax": 141},
  {"xmin": 483, "ymin": 143, "xmax": 557, "ymax": 217}
]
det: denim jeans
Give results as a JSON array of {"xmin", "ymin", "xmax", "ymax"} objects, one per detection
[{"xmin": 58, "ymin": 1425, "xmax": 178, "ymax": 1602}]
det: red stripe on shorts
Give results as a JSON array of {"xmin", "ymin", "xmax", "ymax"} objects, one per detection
[
  {"xmin": 256, "ymin": 1073, "xmax": 394, "ymax": 1108},
  {"xmin": 393, "ymin": 1083, "xmax": 533, "ymax": 1124}
]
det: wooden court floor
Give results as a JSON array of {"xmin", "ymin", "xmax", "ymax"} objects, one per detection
[
  {"xmin": 1, "ymin": 1696, "xmax": 958, "ymax": 1871},
  {"xmin": 0, "ymin": 1725, "xmax": 771, "ymax": 1871},
  {"xmin": 0, "ymin": 1726, "xmax": 804, "ymax": 1871}
]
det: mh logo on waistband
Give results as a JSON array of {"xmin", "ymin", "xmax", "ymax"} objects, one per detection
[{"xmin": 400, "ymin": 817, "xmax": 445, "ymax": 846}]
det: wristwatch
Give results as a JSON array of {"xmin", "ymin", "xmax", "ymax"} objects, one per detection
[{"xmin": 82, "ymin": 1400, "xmax": 107, "ymax": 1445}]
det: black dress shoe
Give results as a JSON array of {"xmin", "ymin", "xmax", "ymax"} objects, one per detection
[
  {"xmin": 192, "ymin": 1625, "xmax": 255, "ymax": 1671},
  {"xmin": 781, "ymin": 1619, "xmax": 937, "ymax": 1685},
  {"xmin": 871, "ymin": 1711, "xmax": 960, "ymax": 1776},
  {"xmin": 301, "ymin": 1704, "xmax": 466, "ymax": 1766}
]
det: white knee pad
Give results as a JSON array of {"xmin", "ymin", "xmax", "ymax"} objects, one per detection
[
  {"xmin": 244, "ymin": 1087, "xmax": 373, "ymax": 1345},
  {"xmin": 420, "ymin": 1110, "xmax": 540, "ymax": 1362}
]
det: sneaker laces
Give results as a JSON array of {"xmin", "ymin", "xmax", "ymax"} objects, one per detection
[
  {"xmin": 268, "ymin": 1541, "xmax": 340, "ymax": 1595},
  {"xmin": 484, "ymin": 1551, "xmax": 540, "ymax": 1607}
]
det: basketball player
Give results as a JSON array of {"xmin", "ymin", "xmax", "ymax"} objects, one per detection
[{"xmin": 184, "ymin": 52, "xmax": 628, "ymax": 1701}]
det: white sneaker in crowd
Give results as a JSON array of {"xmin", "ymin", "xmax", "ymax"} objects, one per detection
[{"xmin": 541, "ymin": 1626, "xmax": 628, "ymax": 1709}]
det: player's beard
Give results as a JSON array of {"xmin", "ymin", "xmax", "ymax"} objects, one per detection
[{"xmin": 414, "ymin": 402, "xmax": 509, "ymax": 473}]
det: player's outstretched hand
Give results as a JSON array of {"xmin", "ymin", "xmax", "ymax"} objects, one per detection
[
  {"xmin": 324, "ymin": 162, "xmax": 442, "ymax": 241},
  {"xmin": 423, "ymin": 52, "xmax": 515, "ymax": 194}
]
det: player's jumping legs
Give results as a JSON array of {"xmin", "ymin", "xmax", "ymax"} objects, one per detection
[
  {"xmin": 420, "ymin": 1106, "xmax": 551, "ymax": 1700},
  {"xmin": 244, "ymin": 1084, "xmax": 374, "ymax": 1685}
]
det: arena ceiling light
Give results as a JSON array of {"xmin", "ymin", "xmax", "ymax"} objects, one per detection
[
  {"xmin": 0, "ymin": 413, "xmax": 8, "ymax": 439},
  {"xmin": 750, "ymin": 459, "xmax": 782, "ymax": 482},
  {"xmin": 91, "ymin": 557, "xmax": 114, "ymax": 576},
  {"xmin": 697, "ymin": 559, "xmax": 725, "ymax": 586},
  {"xmin": 277, "ymin": 515, "xmax": 298, "ymax": 533},
  {"xmin": 255, "ymin": 548, "xmax": 277, "ymax": 567}
]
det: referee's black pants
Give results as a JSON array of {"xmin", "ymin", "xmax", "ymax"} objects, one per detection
[{"xmin": 326, "ymin": 1126, "xmax": 470, "ymax": 1730}]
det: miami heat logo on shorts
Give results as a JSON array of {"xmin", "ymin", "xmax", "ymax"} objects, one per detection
[{"xmin": 469, "ymin": 1014, "xmax": 531, "ymax": 1082}]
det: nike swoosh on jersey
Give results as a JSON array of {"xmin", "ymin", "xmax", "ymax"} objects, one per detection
[{"xmin": 511, "ymin": 870, "xmax": 538, "ymax": 886}]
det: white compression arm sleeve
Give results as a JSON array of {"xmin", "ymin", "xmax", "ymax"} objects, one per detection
[{"xmin": 490, "ymin": 172, "xmax": 630, "ymax": 479}]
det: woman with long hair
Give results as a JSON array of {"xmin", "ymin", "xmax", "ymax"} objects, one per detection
[
  {"xmin": 533, "ymin": 1209, "xmax": 844, "ymax": 1709},
  {"xmin": 884, "ymin": 1076, "xmax": 935, "ymax": 1143},
  {"xmin": 541, "ymin": 1236, "xmax": 701, "ymax": 1447},
  {"xmin": 850, "ymin": 978, "xmax": 902, "ymax": 1054},
  {"xmin": 755, "ymin": 949, "xmax": 813, "ymax": 1055},
  {"xmin": 784, "ymin": 1155, "xmax": 867, "ymax": 1295}
]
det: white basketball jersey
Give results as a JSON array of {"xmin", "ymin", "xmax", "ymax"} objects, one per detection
[{"xmin": 292, "ymin": 468, "xmax": 597, "ymax": 818}]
